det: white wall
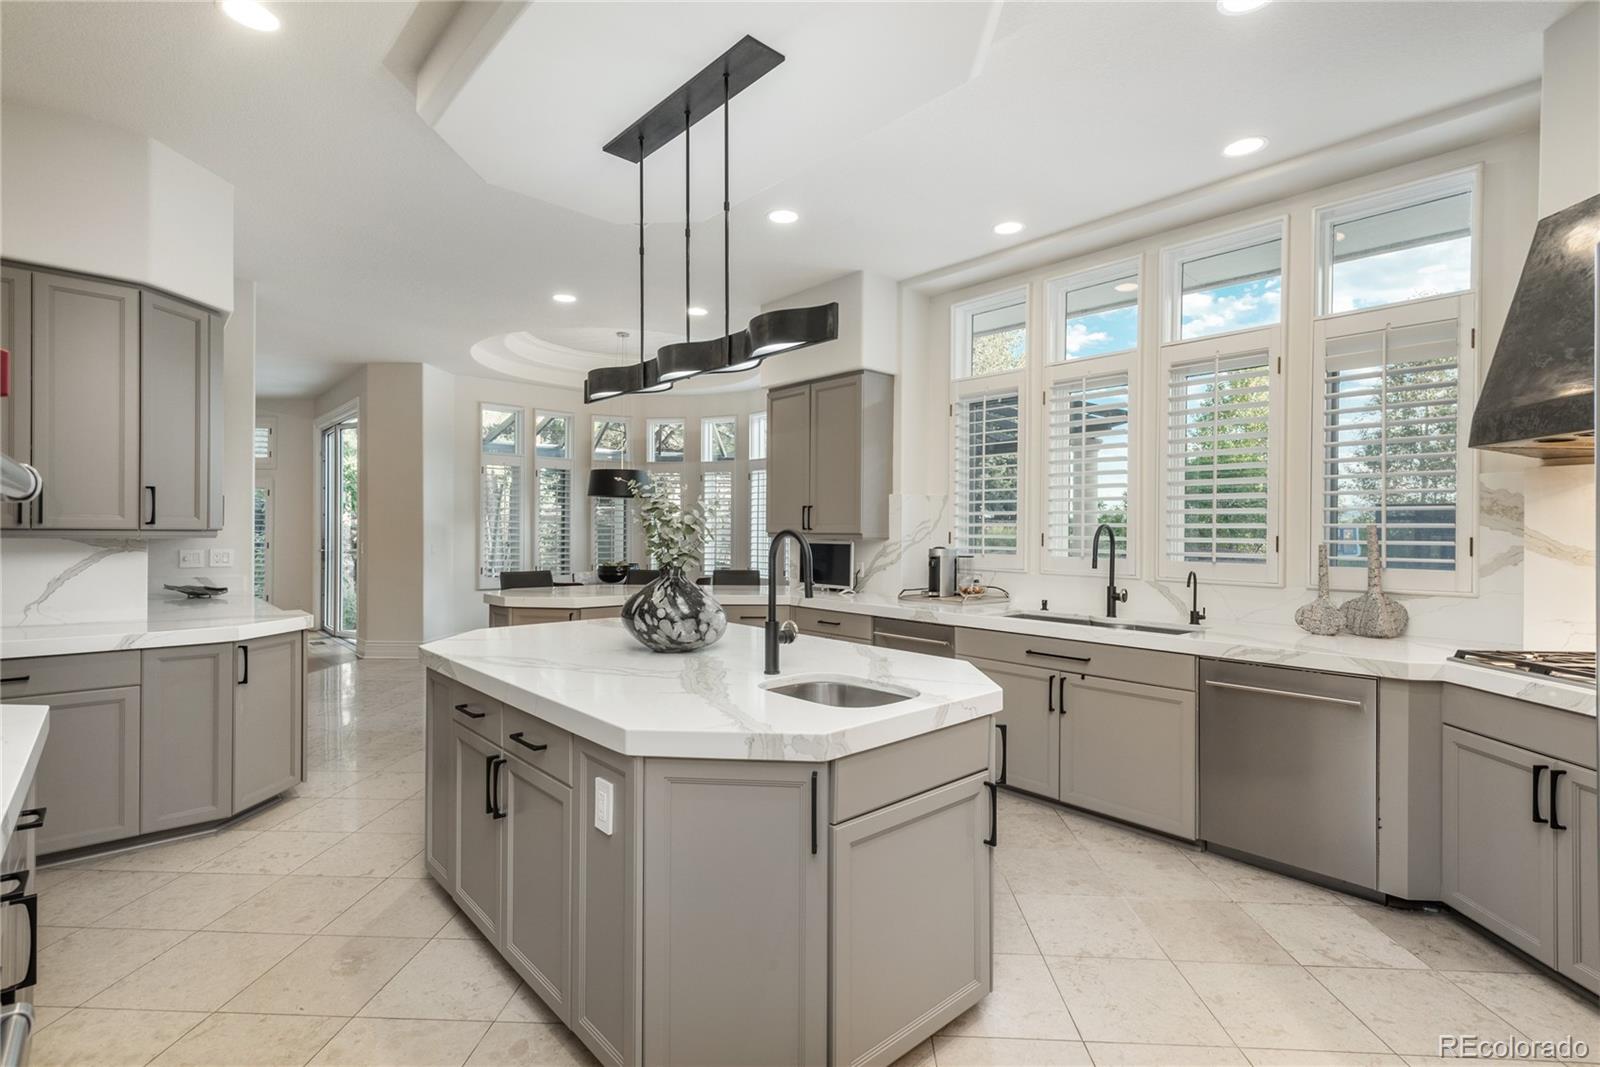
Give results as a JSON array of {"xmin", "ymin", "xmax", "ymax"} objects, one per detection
[
  {"xmin": 759, "ymin": 270, "xmax": 899, "ymax": 389},
  {"xmin": 1537, "ymin": 2, "xmax": 1600, "ymax": 216},
  {"xmin": 0, "ymin": 102, "xmax": 234, "ymax": 312},
  {"xmin": 255, "ymin": 396, "xmax": 316, "ymax": 614},
  {"xmin": 421, "ymin": 363, "xmax": 457, "ymax": 641}
]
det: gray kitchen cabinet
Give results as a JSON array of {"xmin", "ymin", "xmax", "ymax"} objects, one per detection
[
  {"xmin": 571, "ymin": 738, "xmax": 642, "ymax": 1067},
  {"xmin": 453, "ymin": 721, "xmax": 504, "ymax": 943},
  {"xmin": 1441, "ymin": 726, "xmax": 1558, "ymax": 965},
  {"xmin": 139, "ymin": 291, "xmax": 216, "ymax": 531},
  {"xmin": 425, "ymin": 672, "xmax": 456, "ymax": 885},
  {"xmin": 969, "ymin": 657, "xmax": 1058, "ymax": 800},
  {"xmin": 27, "ymin": 685, "xmax": 141, "ymax": 854},
  {"xmin": 642, "ymin": 759, "xmax": 828, "ymax": 1067},
  {"xmin": 1060, "ymin": 674, "xmax": 1196, "ymax": 839},
  {"xmin": 806, "ymin": 373, "xmax": 864, "ymax": 536},
  {"xmin": 140, "ymin": 644, "xmax": 234, "ymax": 833},
  {"xmin": 1, "ymin": 266, "xmax": 31, "ymax": 529},
  {"xmin": 764, "ymin": 371, "xmax": 892, "ymax": 539},
  {"xmin": 765, "ymin": 382, "xmax": 811, "ymax": 535},
  {"xmin": 1558, "ymin": 765, "xmax": 1600, "ymax": 994},
  {"xmin": 30, "ymin": 271, "xmax": 140, "ymax": 530},
  {"xmin": 831, "ymin": 771, "xmax": 991, "ymax": 1067},
  {"xmin": 503, "ymin": 752, "xmax": 573, "ymax": 1023},
  {"xmin": 232, "ymin": 632, "xmax": 303, "ymax": 811}
]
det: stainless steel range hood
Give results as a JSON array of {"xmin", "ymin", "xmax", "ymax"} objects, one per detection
[{"xmin": 1469, "ymin": 191, "xmax": 1600, "ymax": 460}]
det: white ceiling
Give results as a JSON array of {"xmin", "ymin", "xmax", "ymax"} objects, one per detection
[{"xmin": 0, "ymin": 1, "xmax": 1568, "ymax": 398}]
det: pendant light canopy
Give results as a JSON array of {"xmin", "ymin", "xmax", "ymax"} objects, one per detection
[{"xmin": 584, "ymin": 35, "xmax": 839, "ymax": 402}]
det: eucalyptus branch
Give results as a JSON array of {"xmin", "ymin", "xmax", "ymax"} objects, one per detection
[{"xmin": 628, "ymin": 478, "xmax": 709, "ymax": 573}]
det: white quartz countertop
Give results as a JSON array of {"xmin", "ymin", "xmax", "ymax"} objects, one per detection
[
  {"xmin": 420, "ymin": 619, "xmax": 1003, "ymax": 761},
  {"xmin": 0, "ymin": 705, "xmax": 47, "ymax": 856},
  {"xmin": 485, "ymin": 586, "xmax": 1596, "ymax": 716},
  {"xmin": 1, "ymin": 596, "xmax": 313, "ymax": 659}
]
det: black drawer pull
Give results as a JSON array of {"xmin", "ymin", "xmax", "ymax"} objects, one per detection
[
  {"xmin": 984, "ymin": 781, "xmax": 998, "ymax": 847},
  {"xmin": 814, "ymin": 619, "xmax": 842, "ymax": 627},
  {"xmin": 0, "ymin": 874, "xmax": 23, "ymax": 897},
  {"xmin": 455, "ymin": 703, "xmax": 487, "ymax": 720},
  {"xmin": 0, "ymin": 677, "xmax": 28, "ymax": 685},
  {"xmin": 1025, "ymin": 649, "xmax": 1090, "ymax": 664},
  {"xmin": 508, "ymin": 732, "xmax": 548, "ymax": 754},
  {"xmin": 0, "ymin": 889, "xmax": 37, "ymax": 995},
  {"xmin": 13, "ymin": 809, "xmax": 44, "ymax": 833},
  {"xmin": 995, "ymin": 723, "xmax": 1008, "ymax": 786},
  {"xmin": 1533, "ymin": 764, "xmax": 1549, "ymax": 824},
  {"xmin": 1551, "ymin": 768, "xmax": 1568, "ymax": 831}
]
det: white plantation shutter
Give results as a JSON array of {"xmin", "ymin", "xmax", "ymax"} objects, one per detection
[
  {"xmin": 1319, "ymin": 303, "xmax": 1467, "ymax": 590},
  {"xmin": 702, "ymin": 470, "xmax": 734, "ymax": 571},
  {"xmin": 749, "ymin": 468, "xmax": 768, "ymax": 575},
  {"xmin": 480, "ymin": 463, "xmax": 523, "ymax": 582},
  {"xmin": 592, "ymin": 498, "xmax": 629, "ymax": 567},
  {"xmin": 252, "ymin": 484, "xmax": 272, "ymax": 600},
  {"xmin": 953, "ymin": 389, "xmax": 1021, "ymax": 559},
  {"xmin": 1164, "ymin": 350, "xmax": 1273, "ymax": 571},
  {"xmin": 537, "ymin": 467, "xmax": 573, "ymax": 576},
  {"xmin": 1047, "ymin": 372, "xmax": 1131, "ymax": 566},
  {"xmin": 253, "ymin": 422, "xmax": 274, "ymax": 466}
]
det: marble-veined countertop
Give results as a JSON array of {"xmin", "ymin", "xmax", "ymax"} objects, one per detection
[
  {"xmin": 420, "ymin": 619, "xmax": 1003, "ymax": 761},
  {"xmin": 1, "ymin": 596, "xmax": 313, "ymax": 659},
  {"xmin": 0, "ymin": 705, "xmax": 47, "ymax": 855}
]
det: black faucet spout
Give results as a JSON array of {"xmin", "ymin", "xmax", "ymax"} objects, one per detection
[
  {"xmin": 765, "ymin": 529, "xmax": 815, "ymax": 675},
  {"xmin": 1091, "ymin": 523, "xmax": 1128, "ymax": 619}
]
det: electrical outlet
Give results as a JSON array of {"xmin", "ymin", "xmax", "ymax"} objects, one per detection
[
  {"xmin": 178, "ymin": 549, "xmax": 205, "ymax": 569},
  {"xmin": 209, "ymin": 549, "xmax": 233, "ymax": 567},
  {"xmin": 594, "ymin": 777, "xmax": 614, "ymax": 835}
]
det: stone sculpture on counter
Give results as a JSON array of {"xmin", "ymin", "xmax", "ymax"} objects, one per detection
[
  {"xmin": 1339, "ymin": 526, "xmax": 1409, "ymax": 639},
  {"xmin": 1294, "ymin": 545, "xmax": 1345, "ymax": 636}
]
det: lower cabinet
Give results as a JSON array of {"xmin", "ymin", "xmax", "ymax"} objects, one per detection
[
  {"xmin": 29, "ymin": 686, "xmax": 141, "ymax": 853},
  {"xmin": 425, "ymin": 673, "xmax": 457, "ymax": 885},
  {"xmin": 140, "ymin": 644, "xmax": 233, "ymax": 834},
  {"xmin": 1060, "ymin": 675, "xmax": 1196, "ymax": 839},
  {"xmin": 969, "ymin": 657, "xmax": 1058, "ymax": 800},
  {"xmin": 503, "ymin": 753, "xmax": 573, "ymax": 1022},
  {"xmin": 1559, "ymin": 767, "xmax": 1600, "ymax": 992},
  {"xmin": 453, "ymin": 721, "xmax": 504, "ymax": 942},
  {"xmin": 233, "ymin": 632, "xmax": 302, "ymax": 810}
]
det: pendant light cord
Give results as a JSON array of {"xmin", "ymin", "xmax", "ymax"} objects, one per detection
[
  {"xmin": 684, "ymin": 106, "xmax": 692, "ymax": 342},
  {"xmin": 638, "ymin": 132, "xmax": 645, "ymax": 366},
  {"xmin": 723, "ymin": 71, "xmax": 731, "ymax": 357}
]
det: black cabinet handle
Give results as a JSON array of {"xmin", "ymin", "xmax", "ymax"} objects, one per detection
[
  {"xmin": 1058, "ymin": 676, "xmax": 1067, "ymax": 713},
  {"xmin": 454, "ymin": 703, "xmax": 487, "ymax": 720},
  {"xmin": 0, "ymin": 676, "xmax": 28, "ymax": 686},
  {"xmin": 0, "ymin": 885, "xmax": 37, "ymax": 996},
  {"xmin": 0, "ymin": 873, "xmax": 23, "ymax": 897},
  {"xmin": 984, "ymin": 781, "xmax": 998, "ymax": 847},
  {"xmin": 810, "ymin": 771, "xmax": 818, "ymax": 856},
  {"xmin": 238, "ymin": 645, "xmax": 249, "ymax": 686},
  {"xmin": 1026, "ymin": 649, "xmax": 1091, "ymax": 664},
  {"xmin": 484, "ymin": 753, "xmax": 497, "ymax": 815},
  {"xmin": 13, "ymin": 809, "xmax": 44, "ymax": 833},
  {"xmin": 995, "ymin": 723, "xmax": 1008, "ymax": 786},
  {"xmin": 144, "ymin": 485, "xmax": 157, "ymax": 525},
  {"xmin": 508, "ymin": 732, "xmax": 548, "ymax": 754},
  {"xmin": 1047, "ymin": 675, "xmax": 1055, "ymax": 713},
  {"xmin": 491, "ymin": 756, "xmax": 507, "ymax": 820},
  {"xmin": 1551, "ymin": 768, "xmax": 1568, "ymax": 831},
  {"xmin": 1533, "ymin": 764, "xmax": 1549, "ymax": 824},
  {"xmin": 814, "ymin": 619, "xmax": 842, "ymax": 627}
]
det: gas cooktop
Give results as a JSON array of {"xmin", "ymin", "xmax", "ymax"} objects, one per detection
[{"xmin": 1452, "ymin": 649, "xmax": 1597, "ymax": 684}]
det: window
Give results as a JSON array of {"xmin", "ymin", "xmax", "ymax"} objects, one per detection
[
  {"xmin": 482, "ymin": 405, "xmax": 520, "ymax": 455},
  {"xmin": 952, "ymin": 289, "xmax": 1028, "ymax": 379},
  {"xmin": 534, "ymin": 412, "xmax": 573, "ymax": 576},
  {"xmin": 647, "ymin": 419, "xmax": 685, "ymax": 462},
  {"xmin": 702, "ymin": 470, "xmax": 734, "ymax": 572},
  {"xmin": 749, "ymin": 412, "xmax": 768, "ymax": 575},
  {"xmin": 1164, "ymin": 222, "xmax": 1285, "ymax": 341},
  {"xmin": 1160, "ymin": 328, "xmax": 1281, "ymax": 582},
  {"xmin": 253, "ymin": 418, "xmax": 276, "ymax": 469},
  {"xmin": 591, "ymin": 417, "xmax": 631, "ymax": 567},
  {"xmin": 1317, "ymin": 171, "xmax": 1476, "ymax": 315},
  {"xmin": 1049, "ymin": 260, "xmax": 1140, "ymax": 362},
  {"xmin": 702, "ymin": 416, "xmax": 737, "ymax": 462},
  {"xmin": 1314, "ymin": 295, "xmax": 1473, "ymax": 593},
  {"xmin": 252, "ymin": 482, "xmax": 272, "ymax": 600},
  {"xmin": 478, "ymin": 404, "xmax": 525, "ymax": 587},
  {"xmin": 592, "ymin": 417, "xmax": 628, "ymax": 465},
  {"xmin": 953, "ymin": 390, "xmax": 1021, "ymax": 560},
  {"xmin": 1046, "ymin": 372, "xmax": 1132, "ymax": 571}
]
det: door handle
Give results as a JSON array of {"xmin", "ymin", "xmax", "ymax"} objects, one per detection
[
  {"xmin": 1047, "ymin": 675, "xmax": 1055, "ymax": 714},
  {"xmin": 1550, "ymin": 768, "xmax": 1568, "ymax": 831},
  {"xmin": 490, "ymin": 756, "xmax": 507, "ymax": 820},
  {"xmin": 1057, "ymin": 675, "xmax": 1067, "ymax": 713},
  {"xmin": 484, "ymin": 752, "xmax": 497, "ymax": 815},
  {"xmin": 238, "ymin": 645, "xmax": 249, "ymax": 685},
  {"xmin": 0, "ymin": 885, "xmax": 37, "ymax": 996},
  {"xmin": 12, "ymin": 809, "xmax": 44, "ymax": 833},
  {"xmin": 801, "ymin": 504, "xmax": 810, "ymax": 530},
  {"xmin": 144, "ymin": 485, "xmax": 157, "ymax": 525},
  {"xmin": 984, "ymin": 781, "xmax": 998, "ymax": 847},
  {"xmin": 508, "ymin": 732, "xmax": 547, "ymax": 754},
  {"xmin": 995, "ymin": 723, "xmax": 1008, "ymax": 786},
  {"xmin": 0, "ymin": 677, "xmax": 28, "ymax": 686},
  {"xmin": 1533, "ymin": 764, "xmax": 1549, "ymax": 824}
]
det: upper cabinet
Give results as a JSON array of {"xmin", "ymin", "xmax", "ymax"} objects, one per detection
[
  {"xmin": 5, "ymin": 263, "xmax": 224, "ymax": 534},
  {"xmin": 765, "ymin": 370, "xmax": 892, "ymax": 541}
]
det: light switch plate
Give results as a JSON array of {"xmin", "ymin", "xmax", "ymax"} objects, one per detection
[
  {"xmin": 209, "ymin": 549, "xmax": 233, "ymax": 567},
  {"xmin": 594, "ymin": 777, "xmax": 614, "ymax": 835},
  {"xmin": 178, "ymin": 549, "xmax": 205, "ymax": 569}
]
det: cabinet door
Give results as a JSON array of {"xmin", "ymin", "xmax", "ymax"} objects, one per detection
[
  {"xmin": 1061, "ymin": 675, "xmax": 1196, "ymax": 839},
  {"xmin": 425, "ymin": 673, "xmax": 457, "ymax": 886},
  {"xmin": 968, "ymin": 657, "xmax": 1058, "ymax": 800},
  {"xmin": 642, "ymin": 759, "xmax": 827, "ymax": 1067},
  {"xmin": 30, "ymin": 272, "xmax": 139, "ymax": 529},
  {"xmin": 140, "ymin": 644, "xmax": 234, "ymax": 833},
  {"xmin": 1, "ymin": 267, "xmax": 31, "ymax": 529},
  {"xmin": 453, "ymin": 722, "xmax": 503, "ymax": 943},
  {"xmin": 1558, "ymin": 764, "xmax": 1600, "ymax": 993},
  {"xmin": 24, "ymin": 686, "xmax": 141, "ymax": 855},
  {"xmin": 503, "ymin": 755, "xmax": 573, "ymax": 1023},
  {"xmin": 806, "ymin": 374, "xmax": 861, "ymax": 535},
  {"xmin": 1441, "ymin": 726, "xmax": 1557, "ymax": 965},
  {"xmin": 571, "ymin": 739, "xmax": 641, "ymax": 1067},
  {"xmin": 832, "ymin": 771, "xmax": 991, "ymax": 1067},
  {"xmin": 139, "ymin": 292, "xmax": 212, "ymax": 530},
  {"xmin": 233, "ymin": 633, "xmax": 302, "ymax": 811},
  {"xmin": 766, "ymin": 383, "xmax": 811, "ymax": 534}
]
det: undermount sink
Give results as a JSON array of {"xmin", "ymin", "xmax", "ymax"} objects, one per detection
[
  {"xmin": 1005, "ymin": 611, "xmax": 1199, "ymax": 637},
  {"xmin": 764, "ymin": 677, "xmax": 917, "ymax": 708}
]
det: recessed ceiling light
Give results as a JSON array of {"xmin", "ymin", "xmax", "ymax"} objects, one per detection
[
  {"xmin": 687, "ymin": 306, "xmax": 708, "ymax": 317},
  {"xmin": 218, "ymin": 0, "xmax": 279, "ymax": 31},
  {"xmin": 552, "ymin": 293, "xmax": 577, "ymax": 304},
  {"xmin": 1222, "ymin": 136, "xmax": 1268, "ymax": 158},
  {"xmin": 1217, "ymin": 0, "xmax": 1270, "ymax": 14},
  {"xmin": 1114, "ymin": 281, "xmax": 1139, "ymax": 293},
  {"xmin": 767, "ymin": 209, "xmax": 799, "ymax": 225},
  {"xmin": 993, "ymin": 220, "xmax": 1024, "ymax": 236}
]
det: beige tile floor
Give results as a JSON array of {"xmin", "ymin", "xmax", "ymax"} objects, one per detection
[{"xmin": 28, "ymin": 639, "xmax": 1600, "ymax": 1066}]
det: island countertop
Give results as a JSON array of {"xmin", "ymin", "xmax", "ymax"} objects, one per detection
[{"xmin": 419, "ymin": 619, "xmax": 1003, "ymax": 761}]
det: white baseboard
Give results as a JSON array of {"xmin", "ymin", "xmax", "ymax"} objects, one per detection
[{"xmin": 355, "ymin": 639, "xmax": 419, "ymax": 660}]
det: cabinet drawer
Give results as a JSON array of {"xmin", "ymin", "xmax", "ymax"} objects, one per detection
[
  {"xmin": 579, "ymin": 606, "xmax": 621, "ymax": 620},
  {"xmin": 795, "ymin": 606, "xmax": 873, "ymax": 643},
  {"xmin": 1444, "ymin": 684, "xmax": 1596, "ymax": 770},
  {"xmin": 506, "ymin": 608, "xmax": 578, "ymax": 624},
  {"xmin": 0, "ymin": 650, "xmax": 140, "ymax": 699},
  {"xmin": 956, "ymin": 627, "xmax": 1194, "ymax": 691},
  {"xmin": 450, "ymin": 682, "xmax": 502, "ymax": 744},
  {"xmin": 831, "ymin": 717, "xmax": 992, "ymax": 824},
  {"xmin": 502, "ymin": 705, "xmax": 573, "ymax": 786}
]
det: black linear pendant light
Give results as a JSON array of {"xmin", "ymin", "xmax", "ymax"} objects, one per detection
[{"xmin": 586, "ymin": 133, "xmax": 670, "ymax": 402}]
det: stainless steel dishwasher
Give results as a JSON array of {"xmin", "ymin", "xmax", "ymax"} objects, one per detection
[
  {"xmin": 1199, "ymin": 658, "xmax": 1379, "ymax": 891},
  {"xmin": 871, "ymin": 618, "xmax": 955, "ymax": 657}
]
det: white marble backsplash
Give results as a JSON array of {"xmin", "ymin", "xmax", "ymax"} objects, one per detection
[
  {"xmin": 0, "ymin": 537, "xmax": 149, "ymax": 629},
  {"xmin": 1520, "ymin": 464, "xmax": 1595, "ymax": 652}
]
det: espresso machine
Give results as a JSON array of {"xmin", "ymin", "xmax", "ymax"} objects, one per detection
[{"xmin": 926, "ymin": 547, "xmax": 972, "ymax": 597}]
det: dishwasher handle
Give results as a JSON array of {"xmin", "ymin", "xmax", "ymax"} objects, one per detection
[
  {"xmin": 1202, "ymin": 678, "xmax": 1365, "ymax": 709},
  {"xmin": 0, "ymin": 1004, "xmax": 30, "ymax": 1067}
]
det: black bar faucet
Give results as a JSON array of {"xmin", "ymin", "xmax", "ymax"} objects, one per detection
[
  {"xmin": 765, "ymin": 529, "xmax": 815, "ymax": 675},
  {"xmin": 1091, "ymin": 523, "xmax": 1128, "ymax": 619},
  {"xmin": 1186, "ymin": 570, "xmax": 1207, "ymax": 626}
]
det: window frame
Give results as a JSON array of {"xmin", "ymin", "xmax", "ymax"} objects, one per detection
[
  {"xmin": 533, "ymin": 409, "xmax": 574, "ymax": 578},
  {"xmin": 951, "ymin": 372, "xmax": 1027, "ymax": 571},
  {"xmin": 1308, "ymin": 293, "xmax": 1477, "ymax": 596},
  {"xmin": 748, "ymin": 412, "xmax": 769, "ymax": 575},
  {"xmin": 1156, "ymin": 324, "xmax": 1285, "ymax": 586},
  {"xmin": 477, "ymin": 403, "xmax": 527, "ymax": 589},
  {"xmin": 1160, "ymin": 218, "xmax": 1288, "ymax": 345},
  {"xmin": 646, "ymin": 417, "xmax": 687, "ymax": 463},
  {"xmin": 1313, "ymin": 167, "xmax": 1480, "ymax": 320},
  {"xmin": 1044, "ymin": 256, "xmax": 1142, "ymax": 365},
  {"xmin": 951, "ymin": 286, "xmax": 1030, "ymax": 382},
  {"xmin": 590, "ymin": 415, "xmax": 630, "ymax": 467}
]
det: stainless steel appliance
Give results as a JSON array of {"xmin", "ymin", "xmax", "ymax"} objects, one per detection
[
  {"xmin": 926, "ymin": 547, "xmax": 971, "ymax": 597},
  {"xmin": 1452, "ymin": 649, "xmax": 1596, "ymax": 684},
  {"xmin": 872, "ymin": 618, "xmax": 955, "ymax": 657},
  {"xmin": 1199, "ymin": 659, "xmax": 1379, "ymax": 892}
]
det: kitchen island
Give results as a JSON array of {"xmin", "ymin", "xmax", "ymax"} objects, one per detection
[{"xmin": 419, "ymin": 619, "xmax": 1004, "ymax": 1067}]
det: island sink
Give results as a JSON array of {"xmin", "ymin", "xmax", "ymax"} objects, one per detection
[{"xmin": 764, "ymin": 677, "xmax": 916, "ymax": 707}]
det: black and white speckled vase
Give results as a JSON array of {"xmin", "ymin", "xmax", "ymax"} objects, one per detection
[{"xmin": 620, "ymin": 567, "xmax": 727, "ymax": 653}]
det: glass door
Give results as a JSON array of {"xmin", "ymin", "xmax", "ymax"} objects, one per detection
[{"xmin": 321, "ymin": 417, "xmax": 359, "ymax": 638}]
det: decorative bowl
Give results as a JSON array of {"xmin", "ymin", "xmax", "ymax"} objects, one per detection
[{"xmin": 597, "ymin": 563, "xmax": 631, "ymax": 584}]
